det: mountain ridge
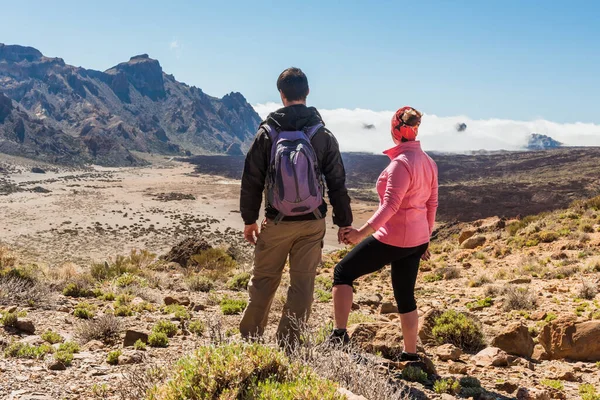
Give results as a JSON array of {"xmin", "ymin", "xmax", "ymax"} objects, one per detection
[{"xmin": 0, "ymin": 43, "xmax": 261, "ymax": 166}]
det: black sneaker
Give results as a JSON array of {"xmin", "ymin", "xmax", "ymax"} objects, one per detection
[
  {"xmin": 327, "ymin": 329, "xmax": 350, "ymax": 346},
  {"xmin": 399, "ymin": 351, "xmax": 420, "ymax": 362}
]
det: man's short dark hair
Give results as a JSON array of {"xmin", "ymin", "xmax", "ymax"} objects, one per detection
[{"xmin": 277, "ymin": 67, "xmax": 309, "ymax": 101}]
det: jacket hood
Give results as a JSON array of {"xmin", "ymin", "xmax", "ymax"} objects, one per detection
[{"xmin": 265, "ymin": 104, "xmax": 324, "ymax": 131}]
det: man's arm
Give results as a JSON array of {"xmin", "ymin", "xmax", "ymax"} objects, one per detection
[
  {"xmin": 319, "ymin": 130, "xmax": 353, "ymax": 228},
  {"xmin": 240, "ymin": 127, "xmax": 270, "ymax": 227}
]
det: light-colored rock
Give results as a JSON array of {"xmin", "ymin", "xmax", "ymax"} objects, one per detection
[
  {"xmin": 348, "ymin": 322, "xmax": 403, "ymax": 359},
  {"xmin": 83, "ymin": 340, "xmax": 105, "ymax": 351},
  {"xmin": 119, "ymin": 350, "xmax": 144, "ymax": 365},
  {"xmin": 516, "ymin": 387, "xmax": 550, "ymax": 400},
  {"xmin": 448, "ymin": 361, "xmax": 469, "ymax": 374},
  {"xmin": 337, "ymin": 388, "xmax": 368, "ymax": 400},
  {"xmin": 355, "ymin": 293, "xmax": 382, "ymax": 307},
  {"xmin": 461, "ymin": 236, "xmax": 486, "ymax": 249},
  {"xmin": 458, "ymin": 229, "xmax": 476, "ymax": 244},
  {"xmin": 436, "ymin": 344, "xmax": 463, "ymax": 361},
  {"xmin": 539, "ymin": 318, "xmax": 600, "ymax": 361},
  {"xmin": 544, "ymin": 362, "xmax": 581, "ymax": 382},
  {"xmin": 472, "ymin": 347, "xmax": 509, "ymax": 367},
  {"xmin": 380, "ymin": 302, "xmax": 398, "ymax": 314},
  {"xmin": 491, "ymin": 322, "xmax": 535, "ymax": 358}
]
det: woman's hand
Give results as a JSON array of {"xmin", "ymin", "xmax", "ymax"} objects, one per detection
[{"xmin": 343, "ymin": 228, "xmax": 366, "ymax": 245}]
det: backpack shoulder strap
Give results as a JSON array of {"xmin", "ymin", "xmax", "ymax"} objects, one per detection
[{"xmin": 304, "ymin": 123, "xmax": 324, "ymax": 141}]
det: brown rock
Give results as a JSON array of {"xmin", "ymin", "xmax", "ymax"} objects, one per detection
[
  {"xmin": 337, "ymin": 388, "xmax": 368, "ymax": 400},
  {"xmin": 83, "ymin": 340, "xmax": 105, "ymax": 351},
  {"xmin": 461, "ymin": 236, "xmax": 486, "ymax": 250},
  {"xmin": 530, "ymin": 311, "xmax": 547, "ymax": 321},
  {"xmin": 47, "ymin": 360, "xmax": 67, "ymax": 371},
  {"xmin": 119, "ymin": 350, "xmax": 144, "ymax": 365},
  {"xmin": 544, "ymin": 362, "xmax": 581, "ymax": 382},
  {"xmin": 491, "ymin": 322, "xmax": 535, "ymax": 358},
  {"xmin": 123, "ymin": 330, "xmax": 149, "ymax": 347},
  {"xmin": 495, "ymin": 381, "xmax": 519, "ymax": 394},
  {"xmin": 539, "ymin": 318, "xmax": 600, "ymax": 361},
  {"xmin": 348, "ymin": 322, "xmax": 403, "ymax": 359},
  {"xmin": 162, "ymin": 237, "xmax": 212, "ymax": 267},
  {"xmin": 532, "ymin": 344, "xmax": 550, "ymax": 361},
  {"xmin": 509, "ymin": 278, "xmax": 532, "ymax": 284},
  {"xmin": 436, "ymin": 344, "xmax": 463, "ymax": 361},
  {"xmin": 418, "ymin": 308, "xmax": 443, "ymax": 345},
  {"xmin": 355, "ymin": 293, "xmax": 382, "ymax": 307},
  {"xmin": 15, "ymin": 319, "xmax": 35, "ymax": 334},
  {"xmin": 448, "ymin": 361, "xmax": 469, "ymax": 374},
  {"xmin": 164, "ymin": 295, "xmax": 190, "ymax": 306},
  {"xmin": 458, "ymin": 229, "xmax": 476, "ymax": 244},
  {"xmin": 380, "ymin": 302, "xmax": 399, "ymax": 314},
  {"xmin": 472, "ymin": 347, "xmax": 509, "ymax": 367},
  {"xmin": 517, "ymin": 387, "xmax": 550, "ymax": 400}
]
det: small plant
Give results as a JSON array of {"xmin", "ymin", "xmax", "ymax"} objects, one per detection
[
  {"xmin": 185, "ymin": 274, "xmax": 214, "ymax": 292},
  {"xmin": 347, "ymin": 312, "xmax": 376, "ymax": 325},
  {"xmin": 73, "ymin": 302, "xmax": 96, "ymax": 319},
  {"xmin": 77, "ymin": 314, "xmax": 121, "ymax": 344},
  {"xmin": 538, "ymin": 231, "xmax": 559, "ymax": 243},
  {"xmin": 190, "ymin": 248, "xmax": 237, "ymax": 281},
  {"xmin": 1, "ymin": 311, "xmax": 18, "ymax": 327},
  {"xmin": 148, "ymin": 332, "xmax": 169, "ymax": 347},
  {"xmin": 220, "ymin": 297, "xmax": 247, "ymax": 315},
  {"xmin": 401, "ymin": 366, "xmax": 428, "ymax": 383},
  {"xmin": 41, "ymin": 330, "xmax": 64, "ymax": 344},
  {"xmin": 58, "ymin": 341, "xmax": 80, "ymax": 354},
  {"xmin": 540, "ymin": 379, "xmax": 564, "ymax": 390},
  {"xmin": 114, "ymin": 305, "xmax": 134, "ymax": 317},
  {"xmin": 153, "ymin": 320, "xmax": 178, "ymax": 338},
  {"xmin": 423, "ymin": 272, "xmax": 443, "ymax": 282},
  {"xmin": 578, "ymin": 281, "xmax": 598, "ymax": 300},
  {"xmin": 54, "ymin": 350, "xmax": 74, "ymax": 367},
  {"xmin": 226, "ymin": 272, "xmax": 251, "ymax": 291},
  {"xmin": 316, "ymin": 275, "xmax": 333, "ymax": 291},
  {"xmin": 101, "ymin": 291, "xmax": 115, "ymax": 301},
  {"xmin": 115, "ymin": 272, "xmax": 147, "ymax": 288},
  {"xmin": 545, "ymin": 312, "xmax": 558, "ymax": 323},
  {"xmin": 580, "ymin": 384, "xmax": 600, "ymax": 400},
  {"xmin": 114, "ymin": 293, "xmax": 133, "ymax": 307},
  {"xmin": 106, "ymin": 350, "xmax": 121, "ymax": 365},
  {"xmin": 431, "ymin": 310, "xmax": 485, "ymax": 352},
  {"xmin": 162, "ymin": 304, "xmax": 191, "ymax": 321},
  {"xmin": 315, "ymin": 289, "xmax": 332, "ymax": 303},
  {"xmin": 468, "ymin": 275, "xmax": 492, "ymax": 288},
  {"xmin": 188, "ymin": 320, "xmax": 205, "ymax": 336},
  {"xmin": 62, "ymin": 282, "xmax": 92, "ymax": 298},
  {"xmin": 466, "ymin": 297, "xmax": 493, "ymax": 310},
  {"xmin": 503, "ymin": 286, "xmax": 537, "ymax": 311},
  {"xmin": 433, "ymin": 378, "xmax": 461, "ymax": 395},
  {"xmin": 134, "ymin": 339, "xmax": 147, "ymax": 351},
  {"xmin": 133, "ymin": 301, "xmax": 156, "ymax": 313},
  {"xmin": 4, "ymin": 342, "xmax": 53, "ymax": 359}
]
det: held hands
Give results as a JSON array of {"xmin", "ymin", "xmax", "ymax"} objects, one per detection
[
  {"xmin": 343, "ymin": 228, "xmax": 366, "ymax": 245},
  {"xmin": 337, "ymin": 226, "xmax": 353, "ymax": 244}
]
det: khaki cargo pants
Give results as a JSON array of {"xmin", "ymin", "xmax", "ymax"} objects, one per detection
[{"xmin": 240, "ymin": 218, "xmax": 326, "ymax": 344}]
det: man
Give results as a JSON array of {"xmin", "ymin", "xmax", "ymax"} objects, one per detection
[{"xmin": 239, "ymin": 67, "xmax": 353, "ymax": 344}]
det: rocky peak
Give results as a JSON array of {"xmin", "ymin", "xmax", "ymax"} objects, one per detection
[
  {"xmin": 0, "ymin": 43, "xmax": 43, "ymax": 63},
  {"xmin": 105, "ymin": 54, "xmax": 165, "ymax": 101},
  {"xmin": 527, "ymin": 133, "xmax": 563, "ymax": 150},
  {"xmin": 221, "ymin": 92, "xmax": 249, "ymax": 109},
  {"xmin": 0, "ymin": 92, "xmax": 14, "ymax": 123}
]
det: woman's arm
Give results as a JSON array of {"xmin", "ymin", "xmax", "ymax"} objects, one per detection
[{"xmin": 426, "ymin": 166, "xmax": 439, "ymax": 236}]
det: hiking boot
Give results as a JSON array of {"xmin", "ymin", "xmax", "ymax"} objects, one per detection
[
  {"xmin": 399, "ymin": 351, "xmax": 420, "ymax": 362},
  {"xmin": 327, "ymin": 328, "xmax": 350, "ymax": 346}
]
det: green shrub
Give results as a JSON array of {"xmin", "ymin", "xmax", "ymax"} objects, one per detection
[
  {"xmin": 466, "ymin": 297, "xmax": 493, "ymax": 310},
  {"xmin": 4, "ymin": 342, "xmax": 53, "ymax": 359},
  {"xmin": 423, "ymin": 272, "xmax": 443, "ymax": 282},
  {"xmin": 315, "ymin": 289, "xmax": 332, "ymax": 303},
  {"xmin": 41, "ymin": 330, "xmax": 64, "ymax": 344},
  {"xmin": 106, "ymin": 350, "xmax": 121, "ymax": 365},
  {"xmin": 162, "ymin": 304, "xmax": 191, "ymax": 321},
  {"xmin": 580, "ymin": 383, "xmax": 600, "ymax": 400},
  {"xmin": 188, "ymin": 320, "xmax": 205, "ymax": 336},
  {"xmin": 220, "ymin": 297, "xmax": 247, "ymax": 315},
  {"xmin": 1, "ymin": 311, "xmax": 18, "ymax": 327},
  {"xmin": 433, "ymin": 378, "xmax": 461, "ymax": 395},
  {"xmin": 401, "ymin": 366, "xmax": 428, "ymax": 383},
  {"xmin": 538, "ymin": 231, "xmax": 559, "ymax": 243},
  {"xmin": 89, "ymin": 250, "xmax": 154, "ymax": 281},
  {"xmin": 148, "ymin": 332, "xmax": 169, "ymax": 347},
  {"xmin": 153, "ymin": 320, "xmax": 178, "ymax": 337},
  {"xmin": 503, "ymin": 286, "xmax": 537, "ymax": 311},
  {"xmin": 545, "ymin": 312, "xmax": 558, "ymax": 323},
  {"xmin": 54, "ymin": 350, "xmax": 74, "ymax": 367},
  {"xmin": 185, "ymin": 274, "xmax": 214, "ymax": 292},
  {"xmin": 62, "ymin": 282, "xmax": 92, "ymax": 298},
  {"xmin": 347, "ymin": 312, "xmax": 376, "ymax": 325},
  {"xmin": 431, "ymin": 310, "xmax": 485, "ymax": 352},
  {"xmin": 146, "ymin": 343, "xmax": 342, "ymax": 400},
  {"xmin": 190, "ymin": 248, "xmax": 237, "ymax": 280},
  {"xmin": 73, "ymin": 302, "xmax": 96, "ymax": 319},
  {"xmin": 114, "ymin": 293, "xmax": 133, "ymax": 307},
  {"xmin": 133, "ymin": 301, "xmax": 156, "ymax": 313},
  {"xmin": 316, "ymin": 275, "xmax": 333, "ymax": 291},
  {"xmin": 58, "ymin": 341, "xmax": 80, "ymax": 354},
  {"xmin": 468, "ymin": 275, "xmax": 492, "ymax": 288},
  {"xmin": 540, "ymin": 379, "xmax": 563, "ymax": 390},
  {"xmin": 114, "ymin": 305, "xmax": 134, "ymax": 317},
  {"xmin": 227, "ymin": 272, "xmax": 251, "ymax": 291},
  {"xmin": 102, "ymin": 292, "xmax": 116, "ymax": 301},
  {"xmin": 134, "ymin": 339, "xmax": 147, "ymax": 351},
  {"xmin": 115, "ymin": 272, "xmax": 146, "ymax": 288}
]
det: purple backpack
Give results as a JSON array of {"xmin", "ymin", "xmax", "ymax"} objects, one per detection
[{"xmin": 263, "ymin": 123, "xmax": 324, "ymax": 222}]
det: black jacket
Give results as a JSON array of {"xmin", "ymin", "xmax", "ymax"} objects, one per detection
[{"xmin": 240, "ymin": 104, "xmax": 353, "ymax": 227}]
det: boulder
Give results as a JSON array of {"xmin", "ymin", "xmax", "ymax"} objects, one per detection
[
  {"xmin": 458, "ymin": 229, "xmax": 476, "ymax": 244},
  {"xmin": 418, "ymin": 308, "xmax": 443, "ymax": 345},
  {"xmin": 436, "ymin": 344, "xmax": 463, "ymax": 361},
  {"xmin": 164, "ymin": 295, "xmax": 190, "ymax": 306},
  {"xmin": 162, "ymin": 237, "xmax": 211, "ymax": 267},
  {"xmin": 495, "ymin": 381, "xmax": 519, "ymax": 395},
  {"xmin": 348, "ymin": 322, "xmax": 403, "ymax": 359},
  {"xmin": 461, "ymin": 236, "xmax": 486, "ymax": 250},
  {"xmin": 47, "ymin": 359, "xmax": 67, "ymax": 371},
  {"xmin": 355, "ymin": 293, "xmax": 382, "ymax": 307},
  {"xmin": 15, "ymin": 319, "xmax": 35, "ymax": 334},
  {"xmin": 119, "ymin": 350, "xmax": 144, "ymax": 365},
  {"xmin": 83, "ymin": 340, "xmax": 105, "ymax": 351},
  {"xmin": 472, "ymin": 347, "xmax": 509, "ymax": 367},
  {"xmin": 539, "ymin": 318, "xmax": 600, "ymax": 361},
  {"xmin": 516, "ymin": 387, "xmax": 550, "ymax": 400},
  {"xmin": 491, "ymin": 322, "xmax": 535, "ymax": 358},
  {"xmin": 448, "ymin": 361, "xmax": 469, "ymax": 374},
  {"xmin": 380, "ymin": 302, "xmax": 398, "ymax": 314},
  {"xmin": 123, "ymin": 330, "xmax": 149, "ymax": 347}
]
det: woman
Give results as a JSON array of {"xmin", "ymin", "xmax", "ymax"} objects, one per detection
[{"xmin": 330, "ymin": 106, "xmax": 438, "ymax": 361}]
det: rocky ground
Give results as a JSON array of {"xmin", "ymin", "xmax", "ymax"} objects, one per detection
[{"xmin": 1, "ymin": 155, "xmax": 600, "ymax": 400}]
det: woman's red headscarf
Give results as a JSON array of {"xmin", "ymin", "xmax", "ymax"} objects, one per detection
[{"xmin": 391, "ymin": 106, "xmax": 423, "ymax": 142}]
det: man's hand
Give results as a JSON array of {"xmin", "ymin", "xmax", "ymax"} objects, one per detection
[
  {"xmin": 343, "ymin": 228, "xmax": 366, "ymax": 245},
  {"xmin": 244, "ymin": 223, "xmax": 260, "ymax": 245},
  {"xmin": 338, "ymin": 226, "xmax": 353, "ymax": 244}
]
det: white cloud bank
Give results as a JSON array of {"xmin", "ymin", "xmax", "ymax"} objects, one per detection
[{"xmin": 253, "ymin": 102, "xmax": 600, "ymax": 153}]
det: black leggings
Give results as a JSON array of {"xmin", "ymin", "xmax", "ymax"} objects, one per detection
[{"xmin": 333, "ymin": 237, "xmax": 428, "ymax": 314}]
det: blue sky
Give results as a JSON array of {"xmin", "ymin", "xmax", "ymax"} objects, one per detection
[{"xmin": 1, "ymin": 0, "xmax": 599, "ymax": 123}]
